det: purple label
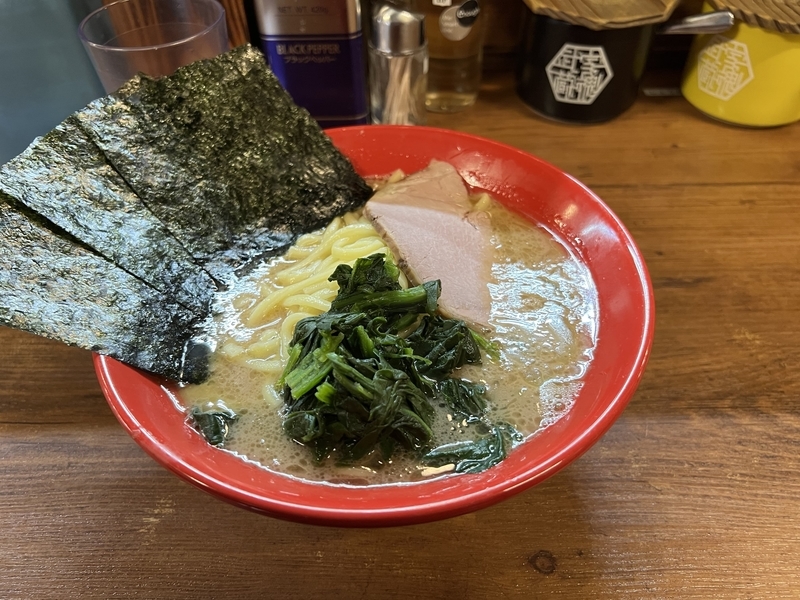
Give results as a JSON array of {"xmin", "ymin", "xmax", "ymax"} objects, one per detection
[{"xmin": 261, "ymin": 33, "xmax": 368, "ymax": 127}]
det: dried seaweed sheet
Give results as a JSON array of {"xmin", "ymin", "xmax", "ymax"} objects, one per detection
[
  {"xmin": 75, "ymin": 45, "xmax": 372, "ymax": 281},
  {"xmin": 0, "ymin": 45, "xmax": 373, "ymax": 383},
  {"xmin": 0, "ymin": 192, "xmax": 207, "ymax": 383},
  {"xmin": 0, "ymin": 116, "xmax": 216, "ymax": 314}
]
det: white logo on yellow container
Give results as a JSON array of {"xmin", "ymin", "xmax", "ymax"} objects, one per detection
[{"xmin": 697, "ymin": 35, "xmax": 754, "ymax": 101}]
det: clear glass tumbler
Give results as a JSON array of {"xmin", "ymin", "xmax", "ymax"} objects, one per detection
[{"xmin": 78, "ymin": 0, "xmax": 229, "ymax": 93}]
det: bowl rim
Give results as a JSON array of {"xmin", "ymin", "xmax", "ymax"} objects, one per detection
[{"xmin": 94, "ymin": 125, "xmax": 655, "ymax": 527}]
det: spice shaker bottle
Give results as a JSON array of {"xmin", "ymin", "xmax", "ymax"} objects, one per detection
[
  {"xmin": 248, "ymin": 0, "xmax": 369, "ymax": 128},
  {"xmin": 369, "ymin": 5, "xmax": 428, "ymax": 125},
  {"xmin": 410, "ymin": 0, "xmax": 484, "ymax": 112}
]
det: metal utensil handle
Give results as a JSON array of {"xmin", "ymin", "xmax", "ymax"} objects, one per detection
[{"xmin": 658, "ymin": 10, "xmax": 735, "ymax": 35}]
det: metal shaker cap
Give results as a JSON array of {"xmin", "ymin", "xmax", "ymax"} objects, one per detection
[{"xmin": 371, "ymin": 5, "xmax": 426, "ymax": 55}]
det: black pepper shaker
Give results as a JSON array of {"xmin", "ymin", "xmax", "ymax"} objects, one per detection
[{"xmin": 369, "ymin": 5, "xmax": 428, "ymax": 125}]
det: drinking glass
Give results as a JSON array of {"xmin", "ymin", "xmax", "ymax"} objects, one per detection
[{"xmin": 79, "ymin": 0, "xmax": 229, "ymax": 93}]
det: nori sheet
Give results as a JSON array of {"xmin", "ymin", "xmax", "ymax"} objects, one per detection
[
  {"xmin": 0, "ymin": 45, "xmax": 373, "ymax": 382},
  {"xmin": 0, "ymin": 116, "xmax": 216, "ymax": 314},
  {"xmin": 75, "ymin": 44, "xmax": 373, "ymax": 282},
  {"xmin": 0, "ymin": 192, "xmax": 207, "ymax": 383}
]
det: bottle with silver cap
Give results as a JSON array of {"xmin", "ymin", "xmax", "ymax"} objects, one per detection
[{"xmin": 369, "ymin": 4, "xmax": 428, "ymax": 125}]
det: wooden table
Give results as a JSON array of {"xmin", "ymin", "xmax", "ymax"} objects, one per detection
[{"xmin": 2, "ymin": 73, "xmax": 799, "ymax": 599}]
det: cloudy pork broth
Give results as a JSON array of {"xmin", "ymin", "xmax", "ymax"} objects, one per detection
[{"xmin": 178, "ymin": 196, "xmax": 597, "ymax": 486}]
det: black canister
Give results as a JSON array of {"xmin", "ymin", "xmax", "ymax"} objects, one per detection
[
  {"xmin": 515, "ymin": 9, "xmax": 735, "ymax": 124},
  {"xmin": 516, "ymin": 12, "xmax": 653, "ymax": 123}
]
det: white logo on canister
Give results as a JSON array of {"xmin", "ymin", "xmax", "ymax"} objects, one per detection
[
  {"xmin": 697, "ymin": 35, "xmax": 754, "ymax": 101},
  {"xmin": 545, "ymin": 44, "xmax": 613, "ymax": 105}
]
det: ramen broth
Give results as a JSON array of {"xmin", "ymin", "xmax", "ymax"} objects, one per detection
[{"xmin": 177, "ymin": 197, "xmax": 597, "ymax": 485}]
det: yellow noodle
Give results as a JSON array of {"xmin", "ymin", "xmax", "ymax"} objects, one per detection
[
  {"xmin": 331, "ymin": 238, "xmax": 386, "ymax": 261},
  {"xmin": 220, "ymin": 341, "xmax": 247, "ymax": 360},
  {"xmin": 243, "ymin": 358, "xmax": 285, "ymax": 374},
  {"xmin": 295, "ymin": 232, "xmax": 323, "ymax": 247},
  {"xmin": 387, "ymin": 169, "xmax": 405, "ymax": 183},
  {"xmin": 324, "ymin": 216, "xmax": 344, "ymax": 235},
  {"xmin": 248, "ymin": 269, "xmax": 335, "ymax": 326},
  {"xmin": 284, "ymin": 245, "xmax": 316, "ymax": 260},
  {"xmin": 258, "ymin": 329, "xmax": 280, "ymax": 342},
  {"xmin": 285, "ymin": 223, "xmax": 375, "ymax": 275},
  {"xmin": 226, "ymin": 212, "xmax": 395, "ymax": 366},
  {"xmin": 262, "ymin": 384, "xmax": 283, "ymax": 409},
  {"xmin": 301, "ymin": 279, "xmax": 337, "ymax": 296},
  {"xmin": 280, "ymin": 312, "xmax": 314, "ymax": 359},
  {"xmin": 342, "ymin": 211, "xmax": 361, "ymax": 226},
  {"xmin": 302, "ymin": 223, "xmax": 375, "ymax": 257},
  {"xmin": 282, "ymin": 293, "xmax": 332, "ymax": 313},
  {"xmin": 246, "ymin": 337, "xmax": 281, "ymax": 359},
  {"xmin": 473, "ymin": 193, "xmax": 492, "ymax": 211},
  {"xmin": 398, "ymin": 271, "xmax": 410, "ymax": 289},
  {"xmin": 274, "ymin": 254, "xmax": 338, "ymax": 287},
  {"xmin": 274, "ymin": 226, "xmax": 378, "ymax": 287},
  {"xmin": 314, "ymin": 288, "xmax": 338, "ymax": 302}
]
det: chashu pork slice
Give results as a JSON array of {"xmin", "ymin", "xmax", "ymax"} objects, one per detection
[{"xmin": 364, "ymin": 160, "xmax": 493, "ymax": 331}]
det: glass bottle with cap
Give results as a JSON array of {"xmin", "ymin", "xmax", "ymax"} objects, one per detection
[
  {"xmin": 369, "ymin": 5, "xmax": 428, "ymax": 125},
  {"xmin": 411, "ymin": 0, "xmax": 484, "ymax": 113}
]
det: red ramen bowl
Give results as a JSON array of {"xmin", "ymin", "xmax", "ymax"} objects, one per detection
[{"xmin": 94, "ymin": 126, "xmax": 654, "ymax": 527}]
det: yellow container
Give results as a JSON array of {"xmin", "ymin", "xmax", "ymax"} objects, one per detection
[{"xmin": 681, "ymin": 8, "xmax": 800, "ymax": 127}]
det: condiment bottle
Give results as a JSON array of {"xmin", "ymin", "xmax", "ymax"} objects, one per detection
[
  {"xmin": 410, "ymin": 0, "xmax": 484, "ymax": 112},
  {"xmin": 369, "ymin": 5, "xmax": 428, "ymax": 125},
  {"xmin": 248, "ymin": 0, "xmax": 369, "ymax": 128}
]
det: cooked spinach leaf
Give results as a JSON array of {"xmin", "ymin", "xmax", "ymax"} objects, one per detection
[
  {"xmin": 421, "ymin": 423, "xmax": 523, "ymax": 474},
  {"xmin": 406, "ymin": 316, "xmax": 482, "ymax": 379},
  {"xmin": 280, "ymin": 253, "xmax": 510, "ymax": 469},
  {"xmin": 189, "ymin": 406, "xmax": 238, "ymax": 446},
  {"xmin": 434, "ymin": 378, "xmax": 489, "ymax": 419}
]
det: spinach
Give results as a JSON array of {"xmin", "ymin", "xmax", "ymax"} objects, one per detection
[
  {"xmin": 421, "ymin": 423, "xmax": 524, "ymax": 475},
  {"xmin": 434, "ymin": 378, "xmax": 489, "ymax": 419},
  {"xmin": 424, "ymin": 378, "xmax": 524, "ymax": 475},
  {"xmin": 280, "ymin": 253, "xmax": 514, "ymax": 473},
  {"xmin": 406, "ymin": 316, "xmax": 482, "ymax": 379},
  {"xmin": 189, "ymin": 405, "xmax": 238, "ymax": 446}
]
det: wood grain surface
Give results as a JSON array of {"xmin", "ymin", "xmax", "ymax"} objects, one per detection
[
  {"xmin": 219, "ymin": 0, "xmax": 251, "ymax": 47},
  {"xmin": 1, "ymin": 73, "xmax": 799, "ymax": 599}
]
